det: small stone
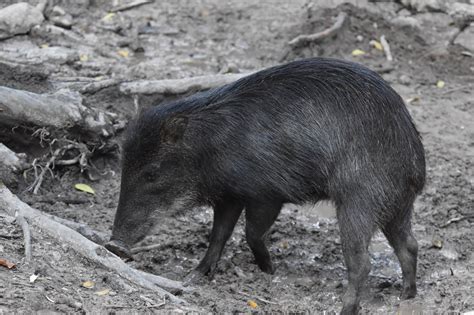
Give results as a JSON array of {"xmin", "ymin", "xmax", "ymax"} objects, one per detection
[
  {"xmin": 391, "ymin": 16, "xmax": 421, "ymax": 30},
  {"xmin": 400, "ymin": 0, "xmax": 442, "ymax": 12},
  {"xmin": 440, "ymin": 246, "xmax": 460, "ymax": 260},
  {"xmin": 26, "ymin": 46, "xmax": 77, "ymax": 64},
  {"xmin": 432, "ymin": 238, "xmax": 443, "ymax": 249},
  {"xmin": 398, "ymin": 9, "xmax": 412, "ymax": 17},
  {"xmin": 49, "ymin": 6, "xmax": 73, "ymax": 29},
  {"xmin": 398, "ymin": 74, "xmax": 412, "ymax": 85},
  {"xmin": 0, "ymin": 2, "xmax": 45, "ymax": 39},
  {"xmin": 454, "ymin": 24, "xmax": 474, "ymax": 52}
]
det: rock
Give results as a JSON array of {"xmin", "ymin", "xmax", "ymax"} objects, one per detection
[
  {"xmin": 440, "ymin": 245, "xmax": 460, "ymax": 260},
  {"xmin": 400, "ymin": 0, "xmax": 443, "ymax": 12},
  {"xmin": 454, "ymin": 24, "xmax": 474, "ymax": 52},
  {"xmin": 398, "ymin": 74, "xmax": 412, "ymax": 85},
  {"xmin": 25, "ymin": 46, "xmax": 78, "ymax": 64},
  {"xmin": 48, "ymin": 6, "xmax": 73, "ymax": 29},
  {"xmin": 398, "ymin": 8, "xmax": 412, "ymax": 17},
  {"xmin": 447, "ymin": 2, "xmax": 474, "ymax": 25},
  {"xmin": 0, "ymin": 2, "xmax": 44, "ymax": 40},
  {"xmin": 391, "ymin": 16, "xmax": 421, "ymax": 30}
]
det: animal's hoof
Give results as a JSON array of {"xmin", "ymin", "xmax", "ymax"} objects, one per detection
[{"xmin": 400, "ymin": 286, "xmax": 417, "ymax": 300}]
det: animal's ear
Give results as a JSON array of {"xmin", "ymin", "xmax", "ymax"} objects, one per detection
[{"xmin": 160, "ymin": 115, "xmax": 188, "ymax": 144}]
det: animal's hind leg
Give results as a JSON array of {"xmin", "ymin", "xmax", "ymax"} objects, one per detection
[
  {"xmin": 245, "ymin": 201, "xmax": 282, "ymax": 274},
  {"xmin": 337, "ymin": 202, "xmax": 376, "ymax": 315},
  {"xmin": 382, "ymin": 204, "xmax": 418, "ymax": 299}
]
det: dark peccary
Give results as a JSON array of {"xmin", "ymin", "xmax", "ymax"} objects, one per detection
[{"xmin": 105, "ymin": 57, "xmax": 425, "ymax": 314}]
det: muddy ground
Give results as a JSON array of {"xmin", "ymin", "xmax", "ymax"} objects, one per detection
[{"xmin": 0, "ymin": 0, "xmax": 473, "ymax": 313}]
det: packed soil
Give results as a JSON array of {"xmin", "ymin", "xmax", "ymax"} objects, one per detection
[{"xmin": 1, "ymin": 0, "xmax": 473, "ymax": 313}]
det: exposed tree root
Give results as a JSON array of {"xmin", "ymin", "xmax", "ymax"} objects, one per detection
[
  {"xmin": 25, "ymin": 140, "xmax": 92, "ymax": 194},
  {"xmin": 14, "ymin": 212, "xmax": 32, "ymax": 264},
  {"xmin": 0, "ymin": 184, "xmax": 189, "ymax": 302},
  {"xmin": 288, "ymin": 12, "xmax": 347, "ymax": 47},
  {"xmin": 0, "ymin": 143, "xmax": 28, "ymax": 186},
  {"xmin": 47, "ymin": 215, "xmax": 109, "ymax": 246}
]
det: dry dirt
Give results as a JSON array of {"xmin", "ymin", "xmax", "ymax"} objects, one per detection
[{"xmin": 0, "ymin": 0, "xmax": 473, "ymax": 314}]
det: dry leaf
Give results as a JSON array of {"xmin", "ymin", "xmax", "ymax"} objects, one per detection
[
  {"xmin": 96, "ymin": 288, "xmax": 110, "ymax": 296},
  {"xmin": 248, "ymin": 300, "xmax": 258, "ymax": 308},
  {"xmin": 30, "ymin": 274, "xmax": 39, "ymax": 283},
  {"xmin": 351, "ymin": 49, "xmax": 365, "ymax": 56},
  {"xmin": 80, "ymin": 54, "xmax": 89, "ymax": 62},
  {"xmin": 118, "ymin": 50, "xmax": 129, "ymax": 58},
  {"xmin": 0, "ymin": 258, "xmax": 16, "ymax": 269},
  {"xmin": 102, "ymin": 12, "xmax": 116, "ymax": 21},
  {"xmin": 40, "ymin": 44, "xmax": 49, "ymax": 49},
  {"xmin": 370, "ymin": 40, "xmax": 383, "ymax": 51},
  {"xmin": 436, "ymin": 80, "xmax": 445, "ymax": 88},
  {"xmin": 82, "ymin": 280, "xmax": 95, "ymax": 288},
  {"xmin": 74, "ymin": 183, "xmax": 95, "ymax": 195}
]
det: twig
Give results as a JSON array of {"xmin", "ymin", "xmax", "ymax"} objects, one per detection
[
  {"xmin": 110, "ymin": 0, "xmax": 153, "ymax": 13},
  {"xmin": 140, "ymin": 294, "xmax": 166, "ymax": 308},
  {"xmin": 132, "ymin": 243, "xmax": 162, "ymax": 254},
  {"xmin": 441, "ymin": 214, "xmax": 474, "ymax": 228},
  {"xmin": 238, "ymin": 291, "xmax": 279, "ymax": 305},
  {"xmin": 375, "ymin": 65, "xmax": 395, "ymax": 74},
  {"xmin": 80, "ymin": 78, "xmax": 123, "ymax": 94},
  {"xmin": 380, "ymin": 35, "xmax": 393, "ymax": 62},
  {"xmin": 14, "ymin": 212, "xmax": 32, "ymax": 264},
  {"xmin": 119, "ymin": 72, "xmax": 254, "ymax": 95},
  {"xmin": 288, "ymin": 12, "xmax": 347, "ymax": 47},
  {"xmin": 441, "ymin": 84, "xmax": 473, "ymax": 95},
  {"xmin": 0, "ymin": 184, "xmax": 188, "ymax": 302},
  {"xmin": 44, "ymin": 294, "xmax": 55, "ymax": 303}
]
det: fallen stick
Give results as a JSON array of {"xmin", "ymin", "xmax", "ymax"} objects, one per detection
[
  {"xmin": 441, "ymin": 214, "xmax": 474, "ymax": 228},
  {"xmin": 380, "ymin": 35, "xmax": 393, "ymax": 62},
  {"xmin": 80, "ymin": 78, "xmax": 123, "ymax": 94},
  {"xmin": 111, "ymin": 0, "xmax": 153, "ymax": 13},
  {"xmin": 288, "ymin": 12, "xmax": 347, "ymax": 47},
  {"xmin": 14, "ymin": 212, "xmax": 32, "ymax": 264},
  {"xmin": 132, "ymin": 243, "xmax": 162, "ymax": 254},
  {"xmin": 0, "ymin": 183, "xmax": 188, "ymax": 301},
  {"xmin": 119, "ymin": 72, "xmax": 253, "ymax": 95},
  {"xmin": 441, "ymin": 84, "xmax": 473, "ymax": 95}
]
